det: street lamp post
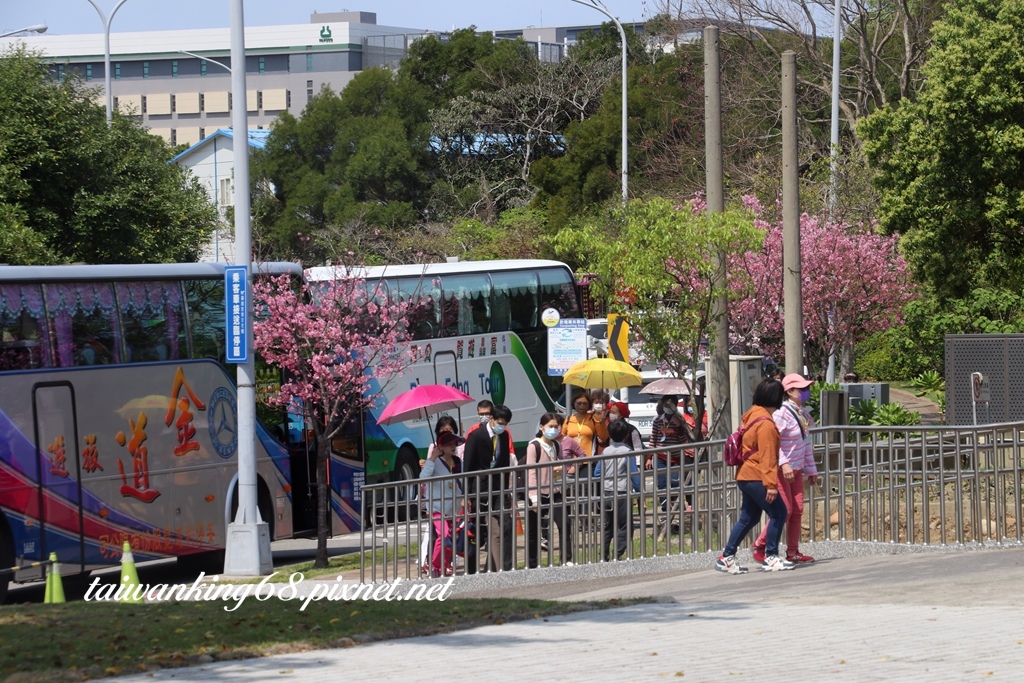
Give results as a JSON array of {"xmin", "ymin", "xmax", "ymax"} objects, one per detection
[
  {"xmin": 86, "ymin": 0, "xmax": 130, "ymax": 125},
  {"xmin": 570, "ymin": 0, "xmax": 628, "ymax": 202},
  {"xmin": 0, "ymin": 24, "xmax": 48, "ymax": 39}
]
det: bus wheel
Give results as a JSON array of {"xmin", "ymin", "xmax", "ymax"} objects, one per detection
[{"xmin": 391, "ymin": 447, "xmax": 421, "ymax": 523}]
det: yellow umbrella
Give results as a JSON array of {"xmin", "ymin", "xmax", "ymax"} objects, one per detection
[{"xmin": 562, "ymin": 358, "xmax": 642, "ymax": 390}]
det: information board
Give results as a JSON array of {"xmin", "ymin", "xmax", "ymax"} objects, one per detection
[{"xmin": 547, "ymin": 318, "xmax": 587, "ymax": 376}]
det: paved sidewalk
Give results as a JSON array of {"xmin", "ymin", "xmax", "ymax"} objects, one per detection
[{"xmin": 110, "ymin": 544, "xmax": 1024, "ymax": 682}]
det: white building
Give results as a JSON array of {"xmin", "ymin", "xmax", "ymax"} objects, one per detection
[{"xmin": 170, "ymin": 128, "xmax": 269, "ymax": 263}]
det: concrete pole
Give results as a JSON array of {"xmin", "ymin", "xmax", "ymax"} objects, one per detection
[
  {"xmin": 826, "ymin": 0, "xmax": 843, "ymax": 383},
  {"xmin": 782, "ymin": 51, "xmax": 803, "ymax": 375},
  {"xmin": 705, "ymin": 25, "xmax": 730, "ymax": 437},
  {"xmin": 223, "ymin": 0, "xmax": 272, "ymax": 576},
  {"xmin": 86, "ymin": 0, "xmax": 129, "ymax": 126}
]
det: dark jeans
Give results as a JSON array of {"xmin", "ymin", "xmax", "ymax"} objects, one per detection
[
  {"xmin": 466, "ymin": 501, "xmax": 514, "ymax": 574},
  {"xmin": 601, "ymin": 496, "xmax": 631, "ymax": 561},
  {"xmin": 526, "ymin": 492, "xmax": 572, "ymax": 567},
  {"xmin": 723, "ymin": 479, "xmax": 789, "ymax": 558},
  {"xmin": 653, "ymin": 456, "xmax": 694, "ymax": 511}
]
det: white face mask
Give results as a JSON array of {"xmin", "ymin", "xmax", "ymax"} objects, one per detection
[
  {"xmin": 478, "ymin": 414, "xmax": 491, "ymax": 424},
  {"xmin": 543, "ymin": 427, "xmax": 560, "ymax": 440},
  {"xmin": 492, "ymin": 423, "xmax": 507, "ymax": 435},
  {"xmin": 592, "ymin": 403, "xmax": 604, "ymax": 412},
  {"xmin": 608, "ymin": 413, "xmax": 620, "ymax": 422}
]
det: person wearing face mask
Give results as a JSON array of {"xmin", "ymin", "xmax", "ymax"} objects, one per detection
[
  {"xmin": 463, "ymin": 404, "xmax": 515, "ymax": 573},
  {"xmin": 750, "ymin": 373, "xmax": 818, "ymax": 566},
  {"xmin": 524, "ymin": 412, "xmax": 574, "ymax": 568},
  {"xmin": 645, "ymin": 395, "xmax": 692, "ymax": 517},
  {"xmin": 420, "ymin": 430, "xmax": 465, "ymax": 577},
  {"xmin": 607, "ymin": 401, "xmax": 643, "ymax": 450},
  {"xmin": 562, "ymin": 393, "xmax": 609, "ymax": 464}
]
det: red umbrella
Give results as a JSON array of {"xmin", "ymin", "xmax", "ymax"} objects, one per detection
[{"xmin": 377, "ymin": 384, "xmax": 475, "ymax": 425}]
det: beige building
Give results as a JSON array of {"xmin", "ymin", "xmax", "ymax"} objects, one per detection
[{"xmin": 6, "ymin": 11, "xmax": 422, "ymax": 146}]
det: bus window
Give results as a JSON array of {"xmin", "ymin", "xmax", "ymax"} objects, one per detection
[
  {"xmin": 491, "ymin": 271, "xmax": 539, "ymax": 332},
  {"xmin": 441, "ymin": 274, "xmax": 491, "ymax": 336},
  {"xmin": 45, "ymin": 283, "xmax": 119, "ymax": 367},
  {"xmin": 185, "ymin": 279, "xmax": 226, "ymax": 363},
  {"xmin": 539, "ymin": 268, "xmax": 582, "ymax": 319},
  {"xmin": 116, "ymin": 281, "xmax": 186, "ymax": 362},
  {"xmin": 392, "ymin": 277, "xmax": 439, "ymax": 340},
  {"xmin": 0, "ymin": 284, "xmax": 50, "ymax": 370}
]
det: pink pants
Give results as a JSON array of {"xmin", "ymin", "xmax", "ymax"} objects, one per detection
[
  {"xmin": 431, "ymin": 512, "xmax": 454, "ymax": 574},
  {"xmin": 753, "ymin": 469, "xmax": 804, "ymax": 557}
]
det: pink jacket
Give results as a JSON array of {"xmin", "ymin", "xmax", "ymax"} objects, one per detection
[{"xmin": 773, "ymin": 401, "xmax": 817, "ymax": 475}]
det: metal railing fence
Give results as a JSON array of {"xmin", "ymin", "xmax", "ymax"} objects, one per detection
[{"xmin": 359, "ymin": 421, "xmax": 1024, "ymax": 582}]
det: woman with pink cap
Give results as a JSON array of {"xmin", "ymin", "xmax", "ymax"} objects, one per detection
[{"xmin": 750, "ymin": 373, "xmax": 818, "ymax": 565}]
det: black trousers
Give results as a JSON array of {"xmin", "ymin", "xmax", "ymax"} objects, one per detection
[{"xmin": 526, "ymin": 492, "xmax": 572, "ymax": 567}]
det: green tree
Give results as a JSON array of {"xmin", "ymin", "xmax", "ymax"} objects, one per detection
[
  {"xmin": 551, "ymin": 197, "xmax": 764, "ymax": 429},
  {"xmin": 254, "ymin": 69, "xmax": 433, "ymax": 264},
  {"xmin": 0, "ymin": 46, "xmax": 216, "ymax": 264},
  {"xmin": 859, "ymin": 0, "xmax": 1024, "ymax": 301}
]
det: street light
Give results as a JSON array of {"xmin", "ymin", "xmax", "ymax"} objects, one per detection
[
  {"xmin": 0, "ymin": 24, "xmax": 48, "ymax": 39},
  {"xmin": 570, "ymin": 0, "xmax": 628, "ymax": 202},
  {"xmin": 86, "ymin": 0, "xmax": 130, "ymax": 126}
]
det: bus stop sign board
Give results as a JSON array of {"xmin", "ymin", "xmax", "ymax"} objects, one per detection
[
  {"xmin": 225, "ymin": 266, "xmax": 248, "ymax": 363},
  {"xmin": 547, "ymin": 318, "xmax": 587, "ymax": 376}
]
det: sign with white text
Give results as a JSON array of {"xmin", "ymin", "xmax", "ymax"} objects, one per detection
[
  {"xmin": 225, "ymin": 266, "xmax": 248, "ymax": 363},
  {"xmin": 547, "ymin": 318, "xmax": 587, "ymax": 376}
]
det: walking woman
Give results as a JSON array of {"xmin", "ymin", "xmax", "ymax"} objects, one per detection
[
  {"xmin": 716, "ymin": 378, "xmax": 795, "ymax": 574},
  {"xmin": 750, "ymin": 373, "xmax": 818, "ymax": 564}
]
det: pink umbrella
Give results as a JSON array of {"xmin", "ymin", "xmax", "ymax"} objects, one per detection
[{"xmin": 377, "ymin": 384, "xmax": 475, "ymax": 425}]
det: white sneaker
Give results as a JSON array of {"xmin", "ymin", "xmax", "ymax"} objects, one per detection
[
  {"xmin": 715, "ymin": 554, "xmax": 748, "ymax": 575},
  {"xmin": 564, "ymin": 561, "xmax": 574, "ymax": 567},
  {"xmin": 761, "ymin": 555, "xmax": 795, "ymax": 572}
]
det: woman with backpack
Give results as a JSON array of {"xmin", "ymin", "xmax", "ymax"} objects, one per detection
[
  {"xmin": 716, "ymin": 378, "xmax": 795, "ymax": 574},
  {"xmin": 749, "ymin": 373, "xmax": 818, "ymax": 565},
  {"xmin": 525, "ymin": 412, "xmax": 574, "ymax": 568}
]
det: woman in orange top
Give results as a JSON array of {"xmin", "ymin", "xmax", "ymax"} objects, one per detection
[
  {"xmin": 562, "ymin": 392, "xmax": 609, "ymax": 458},
  {"xmin": 715, "ymin": 378, "xmax": 794, "ymax": 575}
]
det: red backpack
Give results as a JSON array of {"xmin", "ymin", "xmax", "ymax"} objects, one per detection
[{"xmin": 722, "ymin": 417, "xmax": 771, "ymax": 466}]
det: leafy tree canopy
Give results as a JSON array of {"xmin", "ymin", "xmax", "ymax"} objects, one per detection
[
  {"xmin": 859, "ymin": 0, "xmax": 1024, "ymax": 301},
  {"xmin": 0, "ymin": 46, "xmax": 216, "ymax": 264}
]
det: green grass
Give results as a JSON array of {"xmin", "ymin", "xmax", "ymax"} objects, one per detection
[{"xmin": 0, "ymin": 596, "xmax": 620, "ymax": 681}]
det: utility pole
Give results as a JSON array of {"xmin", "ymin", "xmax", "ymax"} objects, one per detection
[
  {"xmin": 782, "ymin": 51, "xmax": 803, "ymax": 376},
  {"xmin": 705, "ymin": 25, "xmax": 730, "ymax": 437}
]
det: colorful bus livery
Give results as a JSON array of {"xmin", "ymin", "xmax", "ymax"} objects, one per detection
[{"xmin": 0, "ymin": 263, "xmax": 304, "ymax": 602}]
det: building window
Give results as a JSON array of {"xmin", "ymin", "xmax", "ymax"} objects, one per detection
[
  {"xmin": 171, "ymin": 95, "xmax": 176, "ymax": 113},
  {"xmin": 287, "ymin": 90, "xmax": 291, "ymax": 108},
  {"xmin": 141, "ymin": 95, "xmax": 147, "ymax": 114},
  {"xmin": 114, "ymin": 62, "xmax": 121, "ymax": 80},
  {"xmin": 199, "ymin": 93, "xmax": 205, "ymax": 112},
  {"xmin": 219, "ymin": 178, "xmax": 232, "ymax": 207},
  {"xmin": 170, "ymin": 129, "xmax": 177, "ymax": 146},
  {"xmin": 85, "ymin": 64, "xmax": 93, "ymax": 81},
  {"xmin": 172, "ymin": 60, "xmax": 179, "ymax": 77},
  {"xmin": 143, "ymin": 61, "xmax": 150, "ymax": 79},
  {"xmin": 228, "ymin": 92, "xmax": 232, "ymax": 110},
  {"xmin": 306, "ymin": 53, "xmax": 313, "ymax": 71},
  {"xmin": 258, "ymin": 56, "xmax": 265, "ymax": 74},
  {"xmin": 56, "ymin": 65, "xmax": 65, "ymax": 81},
  {"xmin": 201, "ymin": 61, "xmax": 207, "ymax": 77},
  {"xmin": 199, "ymin": 127, "xmax": 205, "ymax": 139},
  {"xmin": 257, "ymin": 91, "xmax": 263, "ymax": 110},
  {"xmin": 306, "ymin": 79, "xmax": 313, "ymax": 104}
]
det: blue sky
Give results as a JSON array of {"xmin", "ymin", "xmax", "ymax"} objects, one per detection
[{"xmin": 4, "ymin": 1, "xmax": 649, "ymax": 36}]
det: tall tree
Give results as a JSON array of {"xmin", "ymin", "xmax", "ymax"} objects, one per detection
[
  {"xmin": 0, "ymin": 46, "xmax": 216, "ymax": 264},
  {"xmin": 860, "ymin": 0, "xmax": 1024, "ymax": 302}
]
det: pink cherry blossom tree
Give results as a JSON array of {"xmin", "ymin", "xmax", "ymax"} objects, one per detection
[
  {"xmin": 254, "ymin": 268, "xmax": 420, "ymax": 567},
  {"xmin": 728, "ymin": 198, "xmax": 916, "ymax": 375}
]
